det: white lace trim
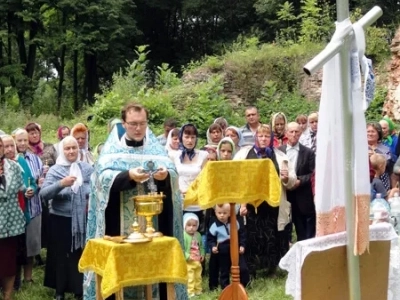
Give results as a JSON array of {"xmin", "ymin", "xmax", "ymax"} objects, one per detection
[{"xmin": 279, "ymin": 223, "xmax": 400, "ymax": 299}]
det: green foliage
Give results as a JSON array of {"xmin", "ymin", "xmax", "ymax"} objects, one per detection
[
  {"xmin": 175, "ymin": 74, "xmax": 235, "ymax": 137},
  {"xmin": 256, "ymin": 80, "xmax": 319, "ymax": 123},
  {"xmin": 365, "ymin": 86, "xmax": 387, "ymax": 122},
  {"xmin": 276, "ymin": 1, "xmax": 299, "ymax": 44},
  {"xmin": 351, "ymin": 8, "xmax": 391, "ymax": 63},
  {"xmin": 275, "ymin": 0, "xmax": 334, "ymax": 45},
  {"xmin": 298, "ymin": 0, "xmax": 333, "ymax": 43}
]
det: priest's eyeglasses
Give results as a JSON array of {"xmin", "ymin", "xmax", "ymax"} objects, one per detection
[{"xmin": 125, "ymin": 121, "xmax": 147, "ymax": 128}]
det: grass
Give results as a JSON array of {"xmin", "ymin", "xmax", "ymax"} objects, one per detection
[{"xmin": 11, "ymin": 253, "xmax": 292, "ymax": 300}]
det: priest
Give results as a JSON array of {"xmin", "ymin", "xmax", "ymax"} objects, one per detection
[{"xmin": 84, "ymin": 103, "xmax": 187, "ymax": 300}]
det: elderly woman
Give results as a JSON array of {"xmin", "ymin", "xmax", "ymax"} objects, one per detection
[
  {"xmin": 0, "ymin": 137, "xmax": 34, "ymax": 300},
  {"xmin": 3, "ymin": 133, "xmax": 39, "ymax": 289},
  {"xmin": 40, "ymin": 136, "xmax": 94, "ymax": 300},
  {"xmin": 71, "ymin": 123, "xmax": 95, "ymax": 165},
  {"xmin": 367, "ymin": 122, "xmax": 392, "ymax": 190},
  {"xmin": 13, "ymin": 129, "xmax": 43, "ymax": 284},
  {"xmin": 235, "ymin": 124, "xmax": 296, "ymax": 278}
]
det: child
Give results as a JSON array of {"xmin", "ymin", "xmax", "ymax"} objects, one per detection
[
  {"xmin": 204, "ymin": 137, "xmax": 236, "ymax": 290},
  {"xmin": 183, "ymin": 213, "xmax": 204, "ymax": 297},
  {"xmin": 207, "ymin": 202, "xmax": 250, "ymax": 290},
  {"xmin": 370, "ymin": 153, "xmax": 388, "ymax": 200}
]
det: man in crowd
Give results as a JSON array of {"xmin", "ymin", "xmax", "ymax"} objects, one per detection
[{"xmin": 240, "ymin": 106, "xmax": 262, "ymax": 146}]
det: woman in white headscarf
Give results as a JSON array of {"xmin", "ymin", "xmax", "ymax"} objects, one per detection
[
  {"xmin": 40, "ymin": 136, "xmax": 94, "ymax": 300},
  {"xmin": 165, "ymin": 128, "xmax": 180, "ymax": 159}
]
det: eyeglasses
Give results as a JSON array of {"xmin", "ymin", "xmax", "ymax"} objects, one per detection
[{"xmin": 125, "ymin": 121, "xmax": 147, "ymax": 128}]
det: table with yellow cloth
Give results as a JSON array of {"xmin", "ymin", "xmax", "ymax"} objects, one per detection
[
  {"xmin": 184, "ymin": 159, "xmax": 281, "ymax": 209},
  {"xmin": 78, "ymin": 236, "xmax": 187, "ymax": 300}
]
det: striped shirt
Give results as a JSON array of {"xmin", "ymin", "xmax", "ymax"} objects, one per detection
[
  {"xmin": 240, "ymin": 124, "xmax": 258, "ymax": 146},
  {"xmin": 23, "ymin": 151, "xmax": 43, "ymax": 218}
]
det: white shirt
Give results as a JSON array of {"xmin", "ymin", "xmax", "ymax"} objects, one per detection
[{"xmin": 286, "ymin": 143, "xmax": 300, "ymax": 169}]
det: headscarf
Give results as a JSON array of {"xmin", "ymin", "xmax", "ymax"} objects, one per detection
[
  {"xmin": 217, "ymin": 137, "xmax": 236, "ymax": 160},
  {"xmin": 2, "ymin": 134, "xmax": 35, "ymax": 223},
  {"xmin": 165, "ymin": 128, "xmax": 180, "ymax": 153},
  {"xmin": 55, "ymin": 136, "xmax": 85, "ymax": 250},
  {"xmin": 225, "ymin": 126, "xmax": 244, "ymax": 148},
  {"xmin": 271, "ymin": 112, "xmax": 288, "ymax": 139},
  {"xmin": 57, "ymin": 126, "xmax": 70, "ymax": 141},
  {"xmin": 253, "ymin": 127, "xmax": 274, "ymax": 159},
  {"xmin": 25, "ymin": 122, "xmax": 43, "ymax": 156},
  {"xmin": 384, "ymin": 117, "xmax": 395, "ymax": 134},
  {"xmin": 213, "ymin": 117, "xmax": 228, "ymax": 131},
  {"xmin": 380, "ymin": 119, "xmax": 393, "ymax": 146},
  {"xmin": 179, "ymin": 124, "xmax": 198, "ymax": 163}
]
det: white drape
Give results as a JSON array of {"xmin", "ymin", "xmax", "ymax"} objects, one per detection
[{"xmin": 314, "ymin": 19, "xmax": 371, "ymax": 255}]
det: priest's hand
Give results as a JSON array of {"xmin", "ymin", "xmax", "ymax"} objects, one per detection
[
  {"xmin": 154, "ymin": 167, "xmax": 168, "ymax": 181},
  {"xmin": 129, "ymin": 168, "xmax": 149, "ymax": 183}
]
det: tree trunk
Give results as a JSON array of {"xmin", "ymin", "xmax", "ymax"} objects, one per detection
[
  {"xmin": 84, "ymin": 51, "xmax": 98, "ymax": 106},
  {"xmin": 57, "ymin": 12, "xmax": 67, "ymax": 113},
  {"xmin": 16, "ymin": 18, "xmax": 38, "ymax": 108},
  {"xmin": 0, "ymin": 40, "xmax": 4, "ymax": 104},
  {"xmin": 7, "ymin": 12, "xmax": 15, "ymax": 88},
  {"xmin": 73, "ymin": 49, "xmax": 78, "ymax": 112}
]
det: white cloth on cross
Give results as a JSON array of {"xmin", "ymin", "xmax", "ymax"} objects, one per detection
[{"xmin": 314, "ymin": 18, "xmax": 371, "ymax": 255}]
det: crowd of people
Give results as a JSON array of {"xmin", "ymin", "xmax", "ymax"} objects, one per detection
[{"xmin": 0, "ymin": 103, "xmax": 398, "ymax": 300}]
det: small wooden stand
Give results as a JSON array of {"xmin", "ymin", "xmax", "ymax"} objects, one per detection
[{"xmin": 218, "ymin": 203, "xmax": 248, "ymax": 300}]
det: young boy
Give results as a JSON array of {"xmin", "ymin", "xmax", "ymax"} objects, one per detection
[
  {"xmin": 204, "ymin": 137, "xmax": 235, "ymax": 290},
  {"xmin": 370, "ymin": 153, "xmax": 388, "ymax": 200},
  {"xmin": 183, "ymin": 213, "xmax": 204, "ymax": 297},
  {"xmin": 207, "ymin": 203, "xmax": 249, "ymax": 290}
]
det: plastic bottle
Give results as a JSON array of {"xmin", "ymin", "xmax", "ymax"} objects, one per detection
[
  {"xmin": 389, "ymin": 192, "xmax": 400, "ymax": 233},
  {"xmin": 370, "ymin": 193, "xmax": 391, "ymax": 225}
]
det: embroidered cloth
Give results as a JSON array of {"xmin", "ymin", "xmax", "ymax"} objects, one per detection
[
  {"xmin": 279, "ymin": 223, "xmax": 400, "ymax": 300},
  {"xmin": 79, "ymin": 237, "xmax": 187, "ymax": 299},
  {"xmin": 184, "ymin": 159, "xmax": 281, "ymax": 208}
]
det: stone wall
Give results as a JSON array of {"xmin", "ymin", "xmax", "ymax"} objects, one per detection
[{"xmin": 383, "ymin": 28, "xmax": 400, "ymax": 120}]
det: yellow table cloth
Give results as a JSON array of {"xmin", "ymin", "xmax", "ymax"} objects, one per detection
[
  {"xmin": 184, "ymin": 159, "xmax": 281, "ymax": 209},
  {"xmin": 78, "ymin": 236, "xmax": 187, "ymax": 299}
]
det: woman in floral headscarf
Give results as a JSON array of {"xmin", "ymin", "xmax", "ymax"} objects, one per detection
[{"xmin": 234, "ymin": 124, "xmax": 296, "ymax": 279}]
